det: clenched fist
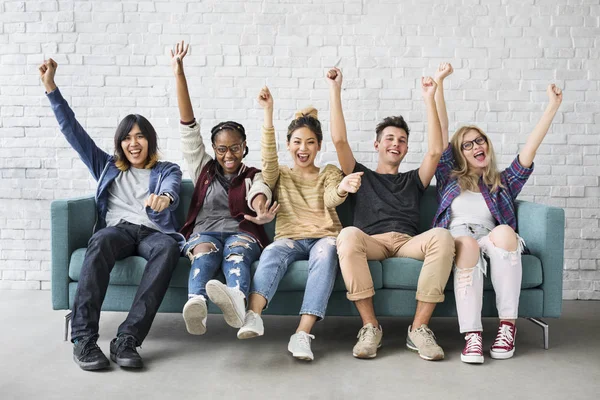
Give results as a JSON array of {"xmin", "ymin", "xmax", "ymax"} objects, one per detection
[
  {"xmin": 421, "ymin": 76, "xmax": 437, "ymax": 100},
  {"xmin": 38, "ymin": 58, "xmax": 58, "ymax": 93},
  {"xmin": 144, "ymin": 194, "xmax": 171, "ymax": 213},
  {"xmin": 434, "ymin": 62, "xmax": 453, "ymax": 81},
  {"xmin": 338, "ymin": 172, "xmax": 364, "ymax": 196},
  {"xmin": 326, "ymin": 67, "xmax": 342, "ymax": 91},
  {"xmin": 547, "ymin": 84, "xmax": 563, "ymax": 108},
  {"xmin": 257, "ymin": 86, "xmax": 273, "ymax": 110}
]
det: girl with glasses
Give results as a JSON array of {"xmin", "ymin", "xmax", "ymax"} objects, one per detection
[
  {"xmin": 236, "ymin": 86, "xmax": 363, "ymax": 361},
  {"xmin": 171, "ymin": 41, "xmax": 279, "ymax": 336},
  {"xmin": 431, "ymin": 63, "xmax": 563, "ymax": 363}
]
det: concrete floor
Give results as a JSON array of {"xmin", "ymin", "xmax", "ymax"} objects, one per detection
[{"xmin": 0, "ymin": 290, "xmax": 598, "ymax": 400}]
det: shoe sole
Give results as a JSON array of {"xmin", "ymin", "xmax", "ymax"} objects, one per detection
[
  {"xmin": 73, "ymin": 355, "xmax": 110, "ymax": 371},
  {"xmin": 288, "ymin": 343, "xmax": 314, "ymax": 361},
  {"xmin": 490, "ymin": 348, "xmax": 515, "ymax": 359},
  {"xmin": 237, "ymin": 329, "xmax": 262, "ymax": 340},
  {"xmin": 183, "ymin": 300, "xmax": 207, "ymax": 335},
  {"xmin": 206, "ymin": 281, "xmax": 244, "ymax": 329},
  {"xmin": 352, "ymin": 343, "xmax": 382, "ymax": 359},
  {"xmin": 406, "ymin": 342, "xmax": 444, "ymax": 361},
  {"xmin": 461, "ymin": 354, "xmax": 484, "ymax": 364},
  {"xmin": 110, "ymin": 354, "xmax": 143, "ymax": 368}
]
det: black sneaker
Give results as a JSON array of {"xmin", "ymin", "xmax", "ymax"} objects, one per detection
[
  {"xmin": 110, "ymin": 334, "xmax": 143, "ymax": 368},
  {"xmin": 73, "ymin": 335, "xmax": 110, "ymax": 371}
]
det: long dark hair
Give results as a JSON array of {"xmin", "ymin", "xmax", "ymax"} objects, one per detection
[{"xmin": 114, "ymin": 114, "xmax": 159, "ymax": 170}]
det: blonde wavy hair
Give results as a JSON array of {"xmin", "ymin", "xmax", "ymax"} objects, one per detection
[{"xmin": 450, "ymin": 125, "xmax": 503, "ymax": 193}]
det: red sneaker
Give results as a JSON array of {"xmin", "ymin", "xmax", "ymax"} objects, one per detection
[
  {"xmin": 490, "ymin": 321, "xmax": 516, "ymax": 359},
  {"xmin": 461, "ymin": 332, "xmax": 484, "ymax": 364}
]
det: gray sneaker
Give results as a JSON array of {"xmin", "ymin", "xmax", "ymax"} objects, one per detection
[
  {"xmin": 352, "ymin": 323, "xmax": 383, "ymax": 359},
  {"xmin": 406, "ymin": 324, "xmax": 444, "ymax": 361},
  {"xmin": 288, "ymin": 331, "xmax": 315, "ymax": 361}
]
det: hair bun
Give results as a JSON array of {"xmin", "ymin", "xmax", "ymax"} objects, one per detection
[{"xmin": 294, "ymin": 106, "xmax": 318, "ymax": 121}]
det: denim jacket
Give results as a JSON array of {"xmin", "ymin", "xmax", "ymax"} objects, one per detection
[{"xmin": 47, "ymin": 88, "xmax": 185, "ymax": 249}]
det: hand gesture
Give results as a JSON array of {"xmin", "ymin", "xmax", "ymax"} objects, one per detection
[
  {"xmin": 547, "ymin": 84, "xmax": 563, "ymax": 108},
  {"xmin": 144, "ymin": 194, "xmax": 171, "ymax": 213},
  {"xmin": 244, "ymin": 201, "xmax": 280, "ymax": 225},
  {"xmin": 338, "ymin": 172, "xmax": 364, "ymax": 195},
  {"xmin": 434, "ymin": 62, "xmax": 453, "ymax": 81},
  {"xmin": 38, "ymin": 58, "xmax": 58, "ymax": 92},
  {"xmin": 421, "ymin": 76, "xmax": 437, "ymax": 100},
  {"xmin": 170, "ymin": 40, "xmax": 189, "ymax": 76},
  {"xmin": 326, "ymin": 67, "xmax": 343, "ymax": 90},
  {"xmin": 257, "ymin": 86, "xmax": 273, "ymax": 110}
]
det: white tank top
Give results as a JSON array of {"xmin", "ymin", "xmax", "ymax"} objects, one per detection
[{"xmin": 449, "ymin": 190, "xmax": 496, "ymax": 231}]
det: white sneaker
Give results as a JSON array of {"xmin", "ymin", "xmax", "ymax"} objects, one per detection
[
  {"xmin": 182, "ymin": 295, "xmax": 207, "ymax": 335},
  {"xmin": 206, "ymin": 279, "xmax": 246, "ymax": 328},
  {"xmin": 237, "ymin": 310, "xmax": 264, "ymax": 339},
  {"xmin": 288, "ymin": 331, "xmax": 315, "ymax": 361}
]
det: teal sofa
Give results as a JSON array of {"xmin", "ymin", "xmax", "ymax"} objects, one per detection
[{"xmin": 51, "ymin": 180, "xmax": 564, "ymax": 348}]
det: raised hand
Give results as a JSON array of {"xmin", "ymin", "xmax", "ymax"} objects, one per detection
[
  {"xmin": 257, "ymin": 86, "xmax": 273, "ymax": 110},
  {"xmin": 434, "ymin": 62, "xmax": 453, "ymax": 81},
  {"xmin": 244, "ymin": 200, "xmax": 280, "ymax": 225},
  {"xmin": 421, "ymin": 76, "xmax": 437, "ymax": 100},
  {"xmin": 38, "ymin": 58, "xmax": 58, "ymax": 92},
  {"xmin": 338, "ymin": 171, "xmax": 363, "ymax": 195},
  {"xmin": 170, "ymin": 40, "xmax": 189, "ymax": 76},
  {"xmin": 326, "ymin": 67, "xmax": 343, "ymax": 91},
  {"xmin": 144, "ymin": 193, "xmax": 171, "ymax": 213},
  {"xmin": 547, "ymin": 84, "xmax": 563, "ymax": 108}
]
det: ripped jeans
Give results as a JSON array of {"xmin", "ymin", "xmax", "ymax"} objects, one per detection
[
  {"xmin": 183, "ymin": 232, "xmax": 261, "ymax": 299},
  {"xmin": 450, "ymin": 223, "xmax": 525, "ymax": 333},
  {"xmin": 250, "ymin": 237, "xmax": 338, "ymax": 320}
]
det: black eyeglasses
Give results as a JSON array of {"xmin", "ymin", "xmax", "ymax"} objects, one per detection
[
  {"xmin": 213, "ymin": 143, "xmax": 244, "ymax": 155},
  {"xmin": 461, "ymin": 136, "xmax": 487, "ymax": 151}
]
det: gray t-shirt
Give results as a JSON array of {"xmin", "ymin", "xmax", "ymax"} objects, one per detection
[
  {"xmin": 105, "ymin": 167, "xmax": 160, "ymax": 231},
  {"xmin": 350, "ymin": 162, "xmax": 425, "ymax": 236},
  {"xmin": 193, "ymin": 176, "xmax": 239, "ymax": 234}
]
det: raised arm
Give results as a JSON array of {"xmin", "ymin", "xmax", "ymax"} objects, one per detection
[
  {"xmin": 418, "ymin": 76, "xmax": 443, "ymax": 188},
  {"xmin": 171, "ymin": 40, "xmax": 194, "ymax": 123},
  {"xmin": 258, "ymin": 86, "xmax": 280, "ymax": 189},
  {"xmin": 39, "ymin": 58, "xmax": 110, "ymax": 180},
  {"xmin": 434, "ymin": 62, "xmax": 454, "ymax": 148},
  {"xmin": 172, "ymin": 41, "xmax": 211, "ymax": 182},
  {"xmin": 518, "ymin": 84, "xmax": 563, "ymax": 168},
  {"xmin": 327, "ymin": 67, "xmax": 356, "ymax": 175}
]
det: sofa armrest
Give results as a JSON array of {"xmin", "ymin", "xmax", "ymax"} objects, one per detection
[
  {"xmin": 515, "ymin": 200, "xmax": 565, "ymax": 317},
  {"xmin": 51, "ymin": 195, "xmax": 96, "ymax": 310}
]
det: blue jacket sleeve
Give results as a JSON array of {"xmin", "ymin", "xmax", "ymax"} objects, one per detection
[
  {"xmin": 46, "ymin": 88, "xmax": 110, "ymax": 181},
  {"xmin": 159, "ymin": 162, "xmax": 183, "ymax": 210}
]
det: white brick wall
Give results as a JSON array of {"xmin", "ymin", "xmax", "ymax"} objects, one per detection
[{"xmin": 1, "ymin": 0, "xmax": 598, "ymax": 299}]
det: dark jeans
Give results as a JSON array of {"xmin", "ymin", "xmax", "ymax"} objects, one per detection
[{"xmin": 71, "ymin": 222, "xmax": 180, "ymax": 345}]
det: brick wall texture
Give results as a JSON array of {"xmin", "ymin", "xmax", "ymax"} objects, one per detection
[{"xmin": 1, "ymin": 0, "xmax": 599, "ymax": 299}]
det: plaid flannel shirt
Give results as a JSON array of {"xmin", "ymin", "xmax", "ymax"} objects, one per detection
[{"xmin": 432, "ymin": 144, "xmax": 534, "ymax": 231}]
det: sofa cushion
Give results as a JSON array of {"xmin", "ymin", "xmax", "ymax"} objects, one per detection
[
  {"xmin": 68, "ymin": 248, "xmax": 383, "ymax": 292},
  {"xmin": 381, "ymin": 254, "xmax": 543, "ymax": 290}
]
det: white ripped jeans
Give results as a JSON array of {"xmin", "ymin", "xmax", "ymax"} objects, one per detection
[{"xmin": 449, "ymin": 223, "xmax": 525, "ymax": 333}]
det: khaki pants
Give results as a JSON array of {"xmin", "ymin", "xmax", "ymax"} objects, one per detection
[{"xmin": 336, "ymin": 227, "xmax": 455, "ymax": 303}]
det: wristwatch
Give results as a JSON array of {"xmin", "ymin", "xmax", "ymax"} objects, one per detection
[{"xmin": 160, "ymin": 192, "xmax": 174, "ymax": 204}]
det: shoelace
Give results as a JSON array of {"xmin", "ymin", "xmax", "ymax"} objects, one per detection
[
  {"xmin": 464, "ymin": 333, "xmax": 483, "ymax": 354},
  {"xmin": 118, "ymin": 335, "xmax": 138, "ymax": 351},
  {"xmin": 297, "ymin": 332, "xmax": 315, "ymax": 347},
  {"xmin": 357, "ymin": 325, "xmax": 377, "ymax": 342},
  {"xmin": 415, "ymin": 326, "xmax": 437, "ymax": 345},
  {"xmin": 80, "ymin": 337, "xmax": 101, "ymax": 357},
  {"xmin": 492, "ymin": 325, "xmax": 514, "ymax": 349}
]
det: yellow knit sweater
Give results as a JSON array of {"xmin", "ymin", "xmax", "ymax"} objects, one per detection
[{"xmin": 261, "ymin": 126, "xmax": 346, "ymax": 240}]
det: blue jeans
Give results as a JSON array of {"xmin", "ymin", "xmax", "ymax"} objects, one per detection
[
  {"xmin": 71, "ymin": 222, "xmax": 180, "ymax": 344},
  {"xmin": 250, "ymin": 237, "xmax": 338, "ymax": 319},
  {"xmin": 183, "ymin": 232, "xmax": 261, "ymax": 299}
]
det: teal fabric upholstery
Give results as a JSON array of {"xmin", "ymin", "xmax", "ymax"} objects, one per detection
[{"xmin": 52, "ymin": 179, "xmax": 564, "ymax": 319}]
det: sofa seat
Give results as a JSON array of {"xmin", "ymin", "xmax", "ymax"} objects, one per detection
[{"xmin": 68, "ymin": 248, "xmax": 383, "ymax": 292}]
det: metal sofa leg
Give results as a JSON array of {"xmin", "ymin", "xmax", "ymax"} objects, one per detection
[
  {"xmin": 527, "ymin": 317, "xmax": 549, "ymax": 350},
  {"xmin": 64, "ymin": 311, "xmax": 72, "ymax": 342}
]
